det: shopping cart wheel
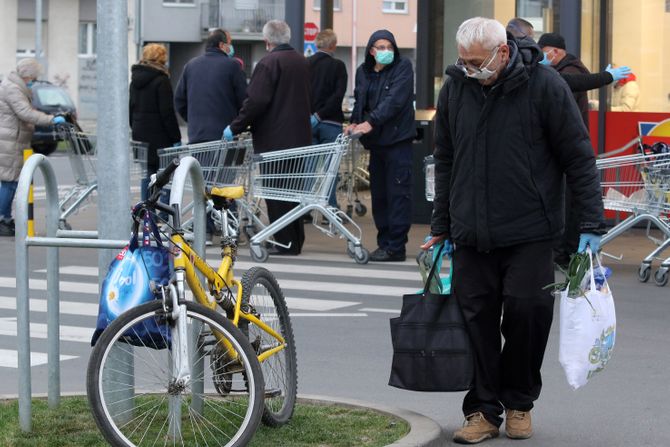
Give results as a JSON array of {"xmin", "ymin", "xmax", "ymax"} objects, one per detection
[
  {"xmin": 250, "ymin": 244, "xmax": 269, "ymax": 263},
  {"xmin": 653, "ymin": 269, "xmax": 668, "ymax": 287},
  {"xmin": 351, "ymin": 247, "xmax": 369, "ymax": 265},
  {"xmin": 354, "ymin": 201, "xmax": 367, "ymax": 217},
  {"xmin": 638, "ymin": 264, "xmax": 651, "ymax": 283},
  {"xmin": 58, "ymin": 219, "xmax": 72, "ymax": 231}
]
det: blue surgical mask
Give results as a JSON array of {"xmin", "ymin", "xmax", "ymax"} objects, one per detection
[
  {"xmin": 227, "ymin": 44, "xmax": 235, "ymax": 58},
  {"xmin": 374, "ymin": 49, "xmax": 394, "ymax": 65},
  {"xmin": 539, "ymin": 52, "xmax": 552, "ymax": 66},
  {"xmin": 26, "ymin": 80, "xmax": 34, "ymax": 88}
]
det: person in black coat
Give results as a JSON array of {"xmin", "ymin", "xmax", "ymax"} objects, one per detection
[
  {"xmin": 308, "ymin": 28, "xmax": 347, "ymax": 209},
  {"xmin": 174, "ymin": 29, "xmax": 247, "ymax": 144},
  {"xmin": 129, "ymin": 43, "xmax": 181, "ymax": 200},
  {"xmin": 345, "ymin": 29, "xmax": 415, "ymax": 262},
  {"xmin": 422, "ymin": 18, "xmax": 605, "ymax": 443},
  {"xmin": 226, "ymin": 20, "xmax": 311, "ymax": 255}
]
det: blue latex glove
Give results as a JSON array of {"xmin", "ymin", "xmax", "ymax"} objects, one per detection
[
  {"xmin": 223, "ymin": 125, "xmax": 233, "ymax": 142},
  {"xmin": 172, "ymin": 141, "xmax": 182, "ymax": 147},
  {"xmin": 578, "ymin": 233, "xmax": 602, "ymax": 253},
  {"xmin": 52, "ymin": 116, "xmax": 66, "ymax": 124},
  {"xmin": 310, "ymin": 114, "xmax": 319, "ymax": 128},
  {"xmin": 605, "ymin": 64, "xmax": 631, "ymax": 82}
]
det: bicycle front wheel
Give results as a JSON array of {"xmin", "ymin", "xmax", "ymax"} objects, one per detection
[
  {"xmin": 87, "ymin": 300, "xmax": 264, "ymax": 447},
  {"xmin": 240, "ymin": 267, "xmax": 298, "ymax": 427}
]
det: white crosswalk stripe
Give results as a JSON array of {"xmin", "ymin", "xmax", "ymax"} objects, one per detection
[{"xmin": 0, "ymin": 257, "xmax": 418, "ymax": 367}]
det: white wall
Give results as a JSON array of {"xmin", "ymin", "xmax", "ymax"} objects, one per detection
[{"xmin": 0, "ymin": 0, "xmax": 18, "ymax": 79}]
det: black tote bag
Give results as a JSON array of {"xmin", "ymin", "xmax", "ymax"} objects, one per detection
[{"xmin": 389, "ymin": 244, "xmax": 474, "ymax": 391}]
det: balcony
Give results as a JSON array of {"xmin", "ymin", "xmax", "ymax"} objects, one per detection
[{"xmin": 202, "ymin": 0, "xmax": 285, "ymax": 35}]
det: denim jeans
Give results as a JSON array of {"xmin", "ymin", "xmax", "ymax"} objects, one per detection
[
  {"xmin": 312, "ymin": 121, "xmax": 343, "ymax": 208},
  {"xmin": 0, "ymin": 181, "xmax": 18, "ymax": 220}
]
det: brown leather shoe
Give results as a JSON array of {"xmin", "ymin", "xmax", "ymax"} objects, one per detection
[
  {"xmin": 505, "ymin": 409, "xmax": 533, "ymax": 439},
  {"xmin": 453, "ymin": 412, "xmax": 499, "ymax": 444}
]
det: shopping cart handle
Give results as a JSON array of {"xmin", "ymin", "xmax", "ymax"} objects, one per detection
[{"xmin": 348, "ymin": 132, "xmax": 363, "ymax": 140}]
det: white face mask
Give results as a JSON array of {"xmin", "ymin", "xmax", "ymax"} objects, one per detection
[{"xmin": 458, "ymin": 46, "xmax": 502, "ymax": 80}]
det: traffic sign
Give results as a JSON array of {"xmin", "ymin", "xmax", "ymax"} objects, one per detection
[
  {"xmin": 304, "ymin": 42, "xmax": 317, "ymax": 57},
  {"xmin": 304, "ymin": 22, "xmax": 319, "ymax": 42}
]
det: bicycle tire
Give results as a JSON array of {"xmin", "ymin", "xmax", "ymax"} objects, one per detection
[
  {"xmin": 240, "ymin": 267, "xmax": 298, "ymax": 427},
  {"xmin": 87, "ymin": 300, "xmax": 264, "ymax": 447}
]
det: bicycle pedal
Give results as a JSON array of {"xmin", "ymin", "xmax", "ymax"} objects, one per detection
[{"xmin": 264, "ymin": 388, "xmax": 282, "ymax": 398}]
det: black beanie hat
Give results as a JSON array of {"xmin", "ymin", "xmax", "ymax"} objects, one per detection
[{"xmin": 537, "ymin": 32, "xmax": 566, "ymax": 50}]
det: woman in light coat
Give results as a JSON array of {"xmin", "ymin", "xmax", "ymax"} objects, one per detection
[{"xmin": 0, "ymin": 58, "xmax": 61, "ymax": 236}]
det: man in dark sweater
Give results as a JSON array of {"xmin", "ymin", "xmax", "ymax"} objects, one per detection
[
  {"xmin": 308, "ymin": 29, "xmax": 347, "ymax": 208},
  {"xmin": 226, "ymin": 20, "xmax": 312, "ymax": 255}
]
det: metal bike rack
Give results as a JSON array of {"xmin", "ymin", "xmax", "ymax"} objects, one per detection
[{"xmin": 14, "ymin": 154, "xmax": 206, "ymax": 432}]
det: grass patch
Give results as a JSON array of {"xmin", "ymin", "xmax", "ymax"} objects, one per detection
[{"xmin": 0, "ymin": 397, "xmax": 409, "ymax": 447}]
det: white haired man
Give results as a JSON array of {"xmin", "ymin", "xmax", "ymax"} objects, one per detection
[
  {"xmin": 0, "ymin": 58, "xmax": 65, "ymax": 236},
  {"xmin": 226, "ymin": 20, "xmax": 311, "ymax": 255},
  {"xmin": 422, "ymin": 17, "xmax": 605, "ymax": 443}
]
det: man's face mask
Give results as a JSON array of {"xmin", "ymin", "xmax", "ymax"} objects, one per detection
[
  {"xmin": 457, "ymin": 45, "xmax": 502, "ymax": 80},
  {"xmin": 539, "ymin": 51, "xmax": 553, "ymax": 66},
  {"xmin": 374, "ymin": 48, "xmax": 394, "ymax": 65},
  {"xmin": 227, "ymin": 43, "xmax": 235, "ymax": 58}
]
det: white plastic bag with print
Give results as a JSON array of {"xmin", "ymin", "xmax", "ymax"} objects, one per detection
[{"xmin": 558, "ymin": 250, "xmax": 616, "ymax": 390}]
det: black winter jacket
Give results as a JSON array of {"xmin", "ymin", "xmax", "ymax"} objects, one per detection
[
  {"xmin": 129, "ymin": 64, "xmax": 181, "ymax": 171},
  {"xmin": 554, "ymin": 53, "xmax": 591, "ymax": 127},
  {"xmin": 431, "ymin": 38, "xmax": 604, "ymax": 252},
  {"xmin": 351, "ymin": 30, "xmax": 415, "ymax": 148},
  {"xmin": 174, "ymin": 48, "xmax": 247, "ymax": 144},
  {"xmin": 308, "ymin": 51, "xmax": 347, "ymax": 123}
]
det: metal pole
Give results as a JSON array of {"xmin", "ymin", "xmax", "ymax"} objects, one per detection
[
  {"xmin": 351, "ymin": 0, "xmax": 357, "ymax": 94},
  {"xmin": 415, "ymin": 0, "xmax": 433, "ymax": 109},
  {"xmin": 15, "ymin": 154, "xmax": 61, "ymax": 431},
  {"xmin": 559, "ymin": 0, "xmax": 582, "ymax": 57},
  {"xmin": 320, "ymin": 0, "xmax": 333, "ymax": 30},
  {"xmin": 597, "ymin": 0, "xmax": 609, "ymax": 155},
  {"xmin": 97, "ymin": 0, "xmax": 132, "ymax": 422},
  {"xmin": 285, "ymin": 0, "xmax": 305, "ymax": 53},
  {"xmin": 35, "ymin": 0, "xmax": 42, "ymax": 66}
]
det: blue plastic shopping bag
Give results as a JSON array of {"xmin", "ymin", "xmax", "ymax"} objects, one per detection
[{"xmin": 91, "ymin": 211, "xmax": 172, "ymax": 348}]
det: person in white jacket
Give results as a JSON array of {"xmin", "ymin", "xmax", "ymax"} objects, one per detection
[
  {"xmin": 0, "ymin": 58, "xmax": 64, "ymax": 236},
  {"xmin": 611, "ymin": 72, "xmax": 640, "ymax": 111}
]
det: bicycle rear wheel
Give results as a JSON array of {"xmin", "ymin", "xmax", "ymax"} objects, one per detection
[
  {"xmin": 87, "ymin": 300, "xmax": 264, "ymax": 447},
  {"xmin": 240, "ymin": 267, "xmax": 298, "ymax": 427}
]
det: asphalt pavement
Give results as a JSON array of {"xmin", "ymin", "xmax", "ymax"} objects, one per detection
[{"xmin": 1, "ymin": 153, "xmax": 670, "ymax": 446}]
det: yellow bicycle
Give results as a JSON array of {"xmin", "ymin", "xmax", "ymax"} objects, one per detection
[{"xmin": 87, "ymin": 160, "xmax": 297, "ymax": 447}]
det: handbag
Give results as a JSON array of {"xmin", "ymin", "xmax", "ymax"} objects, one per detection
[
  {"xmin": 388, "ymin": 244, "xmax": 474, "ymax": 391},
  {"xmin": 91, "ymin": 210, "xmax": 173, "ymax": 349}
]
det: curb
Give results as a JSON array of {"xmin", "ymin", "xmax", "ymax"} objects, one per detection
[
  {"xmin": 299, "ymin": 394, "xmax": 446, "ymax": 447},
  {"xmin": 1, "ymin": 392, "xmax": 446, "ymax": 447}
]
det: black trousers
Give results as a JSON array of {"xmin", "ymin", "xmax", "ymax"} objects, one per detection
[
  {"xmin": 452, "ymin": 240, "xmax": 555, "ymax": 427},
  {"xmin": 368, "ymin": 140, "xmax": 412, "ymax": 254},
  {"xmin": 555, "ymin": 184, "xmax": 581, "ymax": 264},
  {"xmin": 266, "ymin": 199, "xmax": 304, "ymax": 254}
]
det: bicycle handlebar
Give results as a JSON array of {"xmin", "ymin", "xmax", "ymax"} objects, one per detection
[{"xmin": 146, "ymin": 159, "xmax": 179, "ymax": 209}]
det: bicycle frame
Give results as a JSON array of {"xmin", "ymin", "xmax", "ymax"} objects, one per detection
[{"xmin": 169, "ymin": 220, "xmax": 286, "ymax": 364}]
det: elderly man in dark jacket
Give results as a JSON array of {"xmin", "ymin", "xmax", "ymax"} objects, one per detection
[
  {"xmin": 174, "ymin": 29, "xmax": 246, "ymax": 144},
  {"xmin": 422, "ymin": 18, "xmax": 605, "ymax": 444},
  {"xmin": 227, "ymin": 20, "xmax": 311, "ymax": 255},
  {"xmin": 346, "ymin": 29, "xmax": 415, "ymax": 262}
]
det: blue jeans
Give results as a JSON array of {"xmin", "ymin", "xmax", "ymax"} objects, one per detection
[
  {"xmin": 0, "ymin": 181, "xmax": 18, "ymax": 220},
  {"xmin": 312, "ymin": 121, "xmax": 343, "ymax": 208}
]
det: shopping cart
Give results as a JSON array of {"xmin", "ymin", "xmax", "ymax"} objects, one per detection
[
  {"xmin": 597, "ymin": 148, "xmax": 670, "ymax": 285},
  {"xmin": 157, "ymin": 137, "xmax": 258, "ymax": 241},
  {"xmin": 336, "ymin": 137, "xmax": 369, "ymax": 218},
  {"xmin": 248, "ymin": 134, "xmax": 369, "ymax": 264},
  {"xmin": 56, "ymin": 124, "xmax": 148, "ymax": 230}
]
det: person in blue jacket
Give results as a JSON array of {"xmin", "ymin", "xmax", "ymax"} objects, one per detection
[{"xmin": 346, "ymin": 29, "xmax": 415, "ymax": 262}]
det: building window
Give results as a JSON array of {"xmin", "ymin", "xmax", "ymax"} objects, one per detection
[
  {"xmin": 78, "ymin": 22, "xmax": 97, "ymax": 56},
  {"xmin": 382, "ymin": 0, "xmax": 408, "ymax": 13},
  {"xmin": 313, "ymin": 0, "xmax": 342, "ymax": 11},
  {"xmin": 163, "ymin": 0, "xmax": 195, "ymax": 6}
]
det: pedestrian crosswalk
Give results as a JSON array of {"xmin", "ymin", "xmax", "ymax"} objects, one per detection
[{"xmin": 0, "ymin": 252, "xmax": 425, "ymax": 368}]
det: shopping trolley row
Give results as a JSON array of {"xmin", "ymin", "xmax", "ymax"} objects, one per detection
[
  {"xmin": 156, "ymin": 134, "xmax": 371, "ymax": 264},
  {"xmin": 54, "ymin": 123, "xmax": 147, "ymax": 230},
  {"xmin": 423, "ymin": 144, "xmax": 670, "ymax": 286}
]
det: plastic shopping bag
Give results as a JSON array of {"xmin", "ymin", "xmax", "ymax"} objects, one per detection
[{"xmin": 558, "ymin": 250, "xmax": 616, "ymax": 389}]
